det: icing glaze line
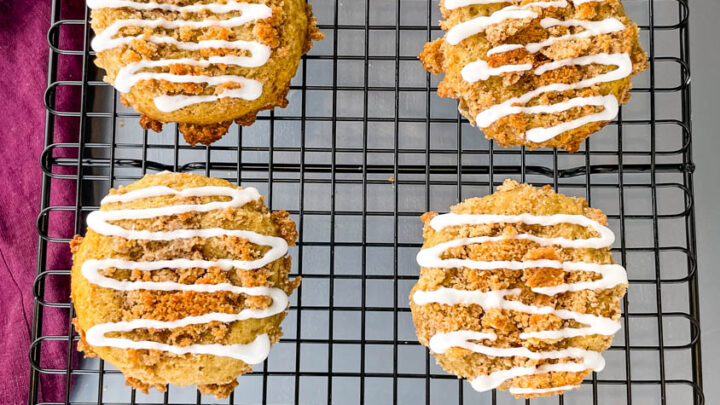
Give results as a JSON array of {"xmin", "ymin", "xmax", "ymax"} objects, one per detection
[
  {"xmin": 92, "ymin": 11, "xmax": 273, "ymax": 52},
  {"xmin": 446, "ymin": 1, "xmax": 569, "ymax": 45},
  {"xmin": 414, "ymin": 287, "xmax": 621, "ymax": 340},
  {"xmin": 87, "ymin": 0, "xmax": 267, "ymax": 14},
  {"xmin": 428, "ymin": 212, "xmax": 615, "ymax": 248},
  {"xmin": 115, "ymin": 54, "xmax": 272, "ymax": 93}
]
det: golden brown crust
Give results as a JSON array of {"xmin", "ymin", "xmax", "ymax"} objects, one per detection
[
  {"xmin": 91, "ymin": 0, "xmax": 323, "ymax": 144},
  {"xmin": 422, "ymin": 0, "xmax": 648, "ymax": 152},
  {"xmin": 70, "ymin": 235, "xmax": 84, "ymax": 255},
  {"xmin": 71, "ymin": 172, "xmax": 298, "ymax": 397},
  {"xmin": 419, "ymin": 39, "xmax": 445, "ymax": 75},
  {"xmin": 271, "ymin": 210, "xmax": 299, "ymax": 245},
  {"xmin": 234, "ymin": 112, "xmax": 259, "ymax": 127},
  {"xmin": 198, "ymin": 380, "xmax": 240, "ymax": 398},
  {"xmin": 139, "ymin": 115, "xmax": 163, "ymax": 133},
  {"xmin": 178, "ymin": 121, "xmax": 232, "ymax": 146},
  {"xmin": 410, "ymin": 179, "xmax": 627, "ymax": 398},
  {"xmin": 126, "ymin": 377, "xmax": 167, "ymax": 395},
  {"xmin": 303, "ymin": 4, "xmax": 325, "ymax": 54},
  {"xmin": 254, "ymin": 6, "xmax": 284, "ymax": 48}
]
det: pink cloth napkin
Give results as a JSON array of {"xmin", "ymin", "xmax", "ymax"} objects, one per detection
[{"xmin": 0, "ymin": 0, "xmax": 84, "ymax": 403}]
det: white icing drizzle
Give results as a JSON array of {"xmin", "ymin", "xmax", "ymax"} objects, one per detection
[
  {"xmin": 428, "ymin": 212, "xmax": 615, "ymax": 248},
  {"xmin": 155, "ymin": 85, "xmax": 262, "ymax": 112},
  {"xmin": 92, "ymin": 13, "xmax": 273, "ymax": 52},
  {"xmin": 89, "ymin": 1, "xmax": 273, "ymax": 111},
  {"xmin": 486, "ymin": 43, "xmax": 524, "ymax": 56},
  {"xmin": 83, "ymin": 185, "xmax": 290, "ymax": 363},
  {"xmin": 415, "ymin": 287, "xmax": 621, "ymax": 342},
  {"xmin": 527, "ymin": 17, "xmax": 626, "ymax": 53},
  {"xmin": 86, "ymin": 322, "xmax": 272, "ymax": 364},
  {"xmin": 417, "ymin": 245, "xmax": 627, "ymax": 295},
  {"xmin": 111, "ymin": 53, "xmax": 267, "ymax": 112},
  {"xmin": 100, "ymin": 184, "xmax": 259, "ymax": 203},
  {"xmin": 82, "ymin": 259, "xmax": 291, "ymax": 297},
  {"xmin": 446, "ymin": 7, "xmax": 537, "ymax": 46},
  {"xmin": 115, "ymin": 54, "xmax": 271, "ymax": 92},
  {"xmin": 155, "ymin": 86, "xmax": 262, "ymax": 112},
  {"xmin": 414, "ymin": 212, "xmax": 626, "ymax": 392},
  {"xmin": 464, "ymin": 52, "xmax": 628, "ymax": 85},
  {"xmin": 444, "ymin": 0, "xmax": 599, "ymax": 10},
  {"xmin": 118, "ymin": 69, "xmax": 263, "ymax": 97},
  {"xmin": 485, "ymin": 18, "xmax": 625, "ymax": 56},
  {"xmin": 473, "ymin": 53, "xmax": 632, "ymax": 142},
  {"xmin": 446, "ymin": 1, "xmax": 568, "ymax": 45},
  {"xmin": 525, "ymin": 95, "xmax": 618, "ymax": 142},
  {"xmin": 87, "ymin": 0, "xmax": 265, "ymax": 14},
  {"xmin": 443, "ymin": 0, "xmax": 632, "ymax": 143},
  {"xmin": 461, "ymin": 59, "xmax": 533, "ymax": 83},
  {"xmin": 470, "ymin": 359, "xmax": 599, "ymax": 391}
]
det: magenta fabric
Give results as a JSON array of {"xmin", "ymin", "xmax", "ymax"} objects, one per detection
[{"xmin": 0, "ymin": 0, "xmax": 84, "ymax": 403}]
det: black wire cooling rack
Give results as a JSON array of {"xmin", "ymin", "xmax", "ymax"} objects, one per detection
[{"xmin": 30, "ymin": 0, "xmax": 702, "ymax": 404}]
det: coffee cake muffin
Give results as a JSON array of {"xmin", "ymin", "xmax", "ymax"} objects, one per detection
[
  {"xmin": 88, "ymin": 0, "xmax": 323, "ymax": 145},
  {"xmin": 420, "ymin": 0, "xmax": 647, "ymax": 151},
  {"xmin": 410, "ymin": 179, "xmax": 627, "ymax": 398},
  {"xmin": 71, "ymin": 172, "xmax": 298, "ymax": 397}
]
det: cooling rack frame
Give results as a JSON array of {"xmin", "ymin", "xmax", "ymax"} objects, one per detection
[{"xmin": 30, "ymin": 0, "xmax": 702, "ymax": 404}]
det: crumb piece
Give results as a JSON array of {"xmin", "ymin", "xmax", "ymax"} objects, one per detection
[
  {"xmin": 178, "ymin": 121, "xmax": 232, "ymax": 146},
  {"xmin": 234, "ymin": 113, "xmax": 258, "ymax": 127},
  {"xmin": 254, "ymin": 6, "xmax": 283, "ymax": 48},
  {"xmin": 125, "ymin": 377, "xmax": 166, "ymax": 395},
  {"xmin": 197, "ymin": 26, "xmax": 230, "ymax": 41},
  {"xmin": 156, "ymin": 79, "xmax": 205, "ymax": 95},
  {"xmin": 120, "ymin": 49, "xmax": 142, "ymax": 64},
  {"xmin": 271, "ymin": 210, "xmax": 299, "ymax": 245},
  {"xmin": 140, "ymin": 115, "xmax": 163, "ymax": 133},
  {"xmin": 70, "ymin": 235, "xmax": 84, "ymax": 255},
  {"xmin": 303, "ymin": 4, "xmax": 324, "ymax": 53},
  {"xmin": 214, "ymin": 81, "xmax": 244, "ymax": 95},
  {"xmin": 73, "ymin": 318, "xmax": 97, "ymax": 357},
  {"xmin": 130, "ymin": 39, "xmax": 158, "ymax": 59},
  {"xmin": 419, "ymin": 39, "xmax": 445, "ymax": 74},
  {"xmin": 198, "ymin": 380, "xmax": 240, "ymax": 399}
]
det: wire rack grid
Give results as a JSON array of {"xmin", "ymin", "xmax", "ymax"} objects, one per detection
[{"xmin": 30, "ymin": 0, "xmax": 702, "ymax": 404}]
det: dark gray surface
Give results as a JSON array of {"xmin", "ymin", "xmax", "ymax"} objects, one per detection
[{"xmin": 690, "ymin": 0, "xmax": 720, "ymax": 404}]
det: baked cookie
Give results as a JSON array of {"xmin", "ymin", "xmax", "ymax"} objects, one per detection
[
  {"xmin": 71, "ymin": 172, "xmax": 298, "ymax": 397},
  {"xmin": 420, "ymin": 0, "xmax": 647, "ymax": 152},
  {"xmin": 410, "ymin": 179, "xmax": 627, "ymax": 398},
  {"xmin": 88, "ymin": 0, "xmax": 323, "ymax": 145}
]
